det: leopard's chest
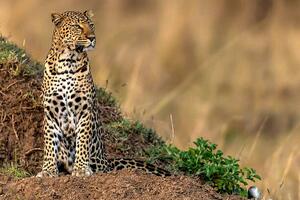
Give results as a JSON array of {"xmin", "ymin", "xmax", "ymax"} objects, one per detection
[{"xmin": 43, "ymin": 73, "xmax": 93, "ymax": 137}]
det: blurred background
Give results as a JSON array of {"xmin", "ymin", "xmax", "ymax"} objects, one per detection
[{"xmin": 0, "ymin": 0, "xmax": 299, "ymax": 199}]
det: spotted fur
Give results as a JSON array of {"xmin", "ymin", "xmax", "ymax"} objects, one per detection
[{"xmin": 37, "ymin": 11, "xmax": 170, "ymax": 177}]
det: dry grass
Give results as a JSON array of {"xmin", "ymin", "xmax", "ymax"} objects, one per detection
[{"xmin": 0, "ymin": 0, "xmax": 300, "ymax": 199}]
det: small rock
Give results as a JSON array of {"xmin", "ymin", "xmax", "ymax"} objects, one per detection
[{"xmin": 248, "ymin": 186, "xmax": 260, "ymax": 199}]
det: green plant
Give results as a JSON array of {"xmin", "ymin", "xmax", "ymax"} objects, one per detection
[
  {"xmin": 0, "ymin": 36, "xmax": 43, "ymax": 77},
  {"xmin": 0, "ymin": 165, "xmax": 30, "ymax": 179},
  {"xmin": 96, "ymin": 87, "xmax": 119, "ymax": 108},
  {"xmin": 146, "ymin": 137, "xmax": 261, "ymax": 196},
  {"xmin": 106, "ymin": 119, "xmax": 260, "ymax": 196}
]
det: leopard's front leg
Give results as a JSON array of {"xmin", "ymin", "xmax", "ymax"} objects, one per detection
[
  {"xmin": 37, "ymin": 117, "xmax": 60, "ymax": 177},
  {"xmin": 72, "ymin": 113, "xmax": 93, "ymax": 176}
]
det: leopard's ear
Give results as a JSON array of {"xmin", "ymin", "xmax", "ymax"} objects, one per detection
[
  {"xmin": 51, "ymin": 13, "xmax": 63, "ymax": 26},
  {"xmin": 84, "ymin": 10, "xmax": 94, "ymax": 18}
]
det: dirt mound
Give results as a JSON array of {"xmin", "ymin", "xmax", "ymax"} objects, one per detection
[
  {"xmin": 0, "ymin": 170, "xmax": 243, "ymax": 200},
  {"xmin": 0, "ymin": 37, "xmax": 245, "ymax": 199},
  {"xmin": 0, "ymin": 66, "xmax": 44, "ymax": 172}
]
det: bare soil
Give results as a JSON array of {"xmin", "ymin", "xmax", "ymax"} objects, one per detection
[
  {"xmin": 0, "ymin": 47, "xmax": 244, "ymax": 200},
  {"xmin": 0, "ymin": 170, "xmax": 243, "ymax": 200}
]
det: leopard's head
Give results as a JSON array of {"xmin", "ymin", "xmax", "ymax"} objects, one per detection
[{"xmin": 51, "ymin": 10, "xmax": 96, "ymax": 52}]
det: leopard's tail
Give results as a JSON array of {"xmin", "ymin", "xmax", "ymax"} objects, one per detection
[{"xmin": 108, "ymin": 158, "xmax": 171, "ymax": 177}]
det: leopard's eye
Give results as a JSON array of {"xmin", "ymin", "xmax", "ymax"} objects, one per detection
[{"xmin": 90, "ymin": 23, "xmax": 95, "ymax": 30}]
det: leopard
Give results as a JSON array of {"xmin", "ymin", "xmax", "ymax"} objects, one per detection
[{"xmin": 37, "ymin": 10, "xmax": 170, "ymax": 177}]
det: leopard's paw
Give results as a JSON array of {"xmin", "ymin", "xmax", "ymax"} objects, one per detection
[
  {"xmin": 36, "ymin": 170, "xmax": 58, "ymax": 178},
  {"xmin": 71, "ymin": 167, "xmax": 93, "ymax": 176}
]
